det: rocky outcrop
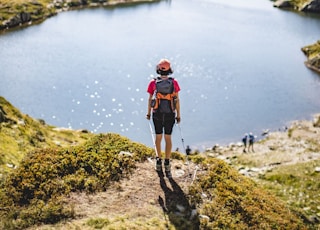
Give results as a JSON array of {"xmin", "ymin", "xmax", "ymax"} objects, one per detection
[
  {"xmin": 1, "ymin": 12, "xmax": 32, "ymax": 29},
  {"xmin": 0, "ymin": 105, "xmax": 16, "ymax": 124},
  {"xmin": 273, "ymin": 0, "xmax": 294, "ymax": 9},
  {"xmin": 274, "ymin": 0, "xmax": 320, "ymax": 12},
  {"xmin": 304, "ymin": 55, "xmax": 320, "ymax": 73},
  {"xmin": 0, "ymin": 106, "xmax": 7, "ymax": 123},
  {"xmin": 302, "ymin": 41, "xmax": 320, "ymax": 74},
  {"xmin": 301, "ymin": 0, "xmax": 320, "ymax": 12}
]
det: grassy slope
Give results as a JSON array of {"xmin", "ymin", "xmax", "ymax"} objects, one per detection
[
  {"xmin": 0, "ymin": 133, "xmax": 154, "ymax": 229},
  {"xmin": 0, "ymin": 97, "xmax": 313, "ymax": 229},
  {"xmin": 203, "ymin": 117, "xmax": 320, "ymax": 229},
  {"xmin": 0, "ymin": 0, "xmax": 55, "ymax": 26},
  {"xmin": 0, "ymin": 96, "xmax": 94, "ymax": 175}
]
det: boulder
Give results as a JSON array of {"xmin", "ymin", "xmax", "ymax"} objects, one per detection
[
  {"xmin": 20, "ymin": 12, "xmax": 31, "ymax": 23},
  {"xmin": 305, "ymin": 55, "xmax": 320, "ymax": 74},
  {"xmin": 0, "ymin": 106, "xmax": 7, "ymax": 123},
  {"xmin": 273, "ymin": 0, "xmax": 293, "ymax": 8},
  {"xmin": 3, "ymin": 12, "xmax": 31, "ymax": 29},
  {"xmin": 301, "ymin": 0, "xmax": 320, "ymax": 12}
]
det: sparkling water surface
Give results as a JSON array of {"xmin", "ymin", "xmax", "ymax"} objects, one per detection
[{"xmin": 1, "ymin": 0, "xmax": 320, "ymax": 150}]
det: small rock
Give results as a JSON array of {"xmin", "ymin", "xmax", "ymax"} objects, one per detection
[
  {"xmin": 6, "ymin": 163, "xmax": 15, "ymax": 168},
  {"xmin": 54, "ymin": 141, "xmax": 61, "ymax": 146},
  {"xmin": 190, "ymin": 209, "xmax": 197, "ymax": 220},
  {"xmin": 273, "ymin": 0, "xmax": 293, "ymax": 8},
  {"xmin": 216, "ymin": 155, "xmax": 227, "ymax": 161},
  {"xmin": 199, "ymin": 214, "xmax": 210, "ymax": 220},
  {"xmin": 176, "ymin": 204, "xmax": 185, "ymax": 212},
  {"xmin": 315, "ymin": 167, "xmax": 320, "ymax": 172},
  {"xmin": 175, "ymin": 169, "xmax": 185, "ymax": 177},
  {"xmin": 248, "ymin": 167, "xmax": 261, "ymax": 172},
  {"xmin": 17, "ymin": 119, "xmax": 25, "ymax": 125},
  {"xmin": 174, "ymin": 211, "xmax": 184, "ymax": 217},
  {"xmin": 119, "ymin": 151, "xmax": 133, "ymax": 157}
]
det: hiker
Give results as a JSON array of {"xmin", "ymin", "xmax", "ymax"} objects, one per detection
[
  {"xmin": 248, "ymin": 132, "xmax": 255, "ymax": 152},
  {"xmin": 146, "ymin": 59, "xmax": 181, "ymax": 176},
  {"xmin": 242, "ymin": 133, "xmax": 248, "ymax": 153},
  {"xmin": 186, "ymin": 145, "xmax": 191, "ymax": 155}
]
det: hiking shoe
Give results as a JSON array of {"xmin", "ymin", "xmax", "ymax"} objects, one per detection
[
  {"xmin": 164, "ymin": 163, "xmax": 171, "ymax": 172},
  {"xmin": 164, "ymin": 159, "xmax": 172, "ymax": 177},
  {"xmin": 165, "ymin": 170, "xmax": 172, "ymax": 178},
  {"xmin": 164, "ymin": 159, "xmax": 171, "ymax": 172},
  {"xmin": 155, "ymin": 158, "xmax": 162, "ymax": 171}
]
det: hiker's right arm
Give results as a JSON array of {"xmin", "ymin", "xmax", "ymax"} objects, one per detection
[
  {"xmin": 175, "ymin": 93, "xmax": 181, "ymax": 123},
  {"xmin": 146, "ymin": 93, "xmax": 152, "ymax": 120}
]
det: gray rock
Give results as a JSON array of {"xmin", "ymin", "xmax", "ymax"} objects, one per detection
[
  {"xmin": 0, "ymin": 106, "xmax": 7, "ymax": 123},
  {"xmin": 301, "ymin": 0, "xmax": 320, "ymax": 12},
  {"xmin": 273, "ymin": 0, "xmax": 293, "ymax": 8}
]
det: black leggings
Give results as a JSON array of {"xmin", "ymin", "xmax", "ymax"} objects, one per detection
[{"xmin": 152, "ymin": 112, "xmax": 175, "ymax": 135}]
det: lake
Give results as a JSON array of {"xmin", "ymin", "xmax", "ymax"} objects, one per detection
[{"xmin": 1, "ymin": 0, "xmax": 320, "ymax": 151}]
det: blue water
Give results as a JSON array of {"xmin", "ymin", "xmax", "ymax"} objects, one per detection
[{"xmin": 1, "ymin": 0, "xmax": 320, "ymax": 151}]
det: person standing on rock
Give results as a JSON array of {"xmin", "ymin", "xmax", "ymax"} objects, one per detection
[
  {"xmin": 248, "ymin": 132, "xmax": 255, "ymax": 152},
  {"xmin": 146, "ymin": 59, "xmax": 181, "ymax": 177},
  {"xmin": 242, "ymin": 133, "xmax": 248, "ymax": 153}
]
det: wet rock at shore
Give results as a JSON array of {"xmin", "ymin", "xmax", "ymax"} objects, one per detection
[
  {"xmin": 274, "ymin": 0, "xmax": 320, "ymax": 12},
  {"xmin": 2, "ymin": 12, "xmax": 32, "ymax": 29},
  {"xmin": 301, "ymin": 41, "xmax": 320, "ymax": 74},
  {"xmin": 273, "ymin": 0, "xmax": 293, "ymax": 8},
  {"xmin": 300, "ymin": 0, "xmax": 320, "ymax": 12}
]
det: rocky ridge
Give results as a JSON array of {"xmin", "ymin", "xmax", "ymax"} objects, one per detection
[{"xmin": 274, "ymin": 0, "xmax": 320, "ymax": 12}]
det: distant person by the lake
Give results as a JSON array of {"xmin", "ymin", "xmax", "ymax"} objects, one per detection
[
  {"xmin": 186, "ymin": 145, "xmax": 191, "ymax": 155},
  {"xmin": 248, "ymin": 132, "xmax": 255, "ymax": 153},
  {"xmin": 242, "ymin": 133, "xmax": 248, "ymax": 153}
]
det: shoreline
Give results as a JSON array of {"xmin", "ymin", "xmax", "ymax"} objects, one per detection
[
  {"xmin": 197, "ymin": 112, "xmax": 320, "ymax": 152},
  {"xmin": 1, "ymin": 0, "xmax": 319, "ymax": 72},
  {"xmin": 0, "ymin": 0, "xmax": 160, "ymax": 33}
]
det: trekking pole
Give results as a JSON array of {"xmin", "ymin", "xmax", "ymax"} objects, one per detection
[
  {"xmin": 148, "ymin": 119, "xmax": 159, "ymax": 158},
  {"xmin": 177, "ymin": 123, "xmax": 191, "ymax": 177}
]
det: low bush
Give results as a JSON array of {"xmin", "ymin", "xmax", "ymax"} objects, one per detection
[
  {"xmin": 0, "ymin": 133, "xmax": 153, "ymax": 229},
  {"xmin": 189, "ymin": 158, "xmax": 305, "ymax": 229}
]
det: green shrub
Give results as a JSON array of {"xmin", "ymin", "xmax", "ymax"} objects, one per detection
[
  {"xmin": 189, "ymin": 159, "xmax": 305, "ymax": 229},
  {"xmin": 0, "ymin": 133, "xmax": 153, "ymax": 229}
]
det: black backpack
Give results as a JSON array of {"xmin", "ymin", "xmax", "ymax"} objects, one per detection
[{"xmin": 153, "ymin": 77, "xmax": 176, "ymax": 113}]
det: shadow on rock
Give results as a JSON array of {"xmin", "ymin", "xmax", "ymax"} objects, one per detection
[{"xmin": 157, "ymin": 171, "xmax": 200, "ymax": 230}]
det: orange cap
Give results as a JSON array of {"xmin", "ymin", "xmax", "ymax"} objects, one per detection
[{"xmin": 157, "ymin": 59, "xmax": 171, "ymax": 71}]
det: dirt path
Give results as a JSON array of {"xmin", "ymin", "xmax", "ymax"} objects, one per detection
[{"xmin": 33, "ymin": 159, "xmax": 200, "ymax": 229}]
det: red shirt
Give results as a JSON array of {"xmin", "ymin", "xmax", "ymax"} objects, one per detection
[{"xmin": 147, "ymin": 78, "xmax": 181, "ymax": 95}]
